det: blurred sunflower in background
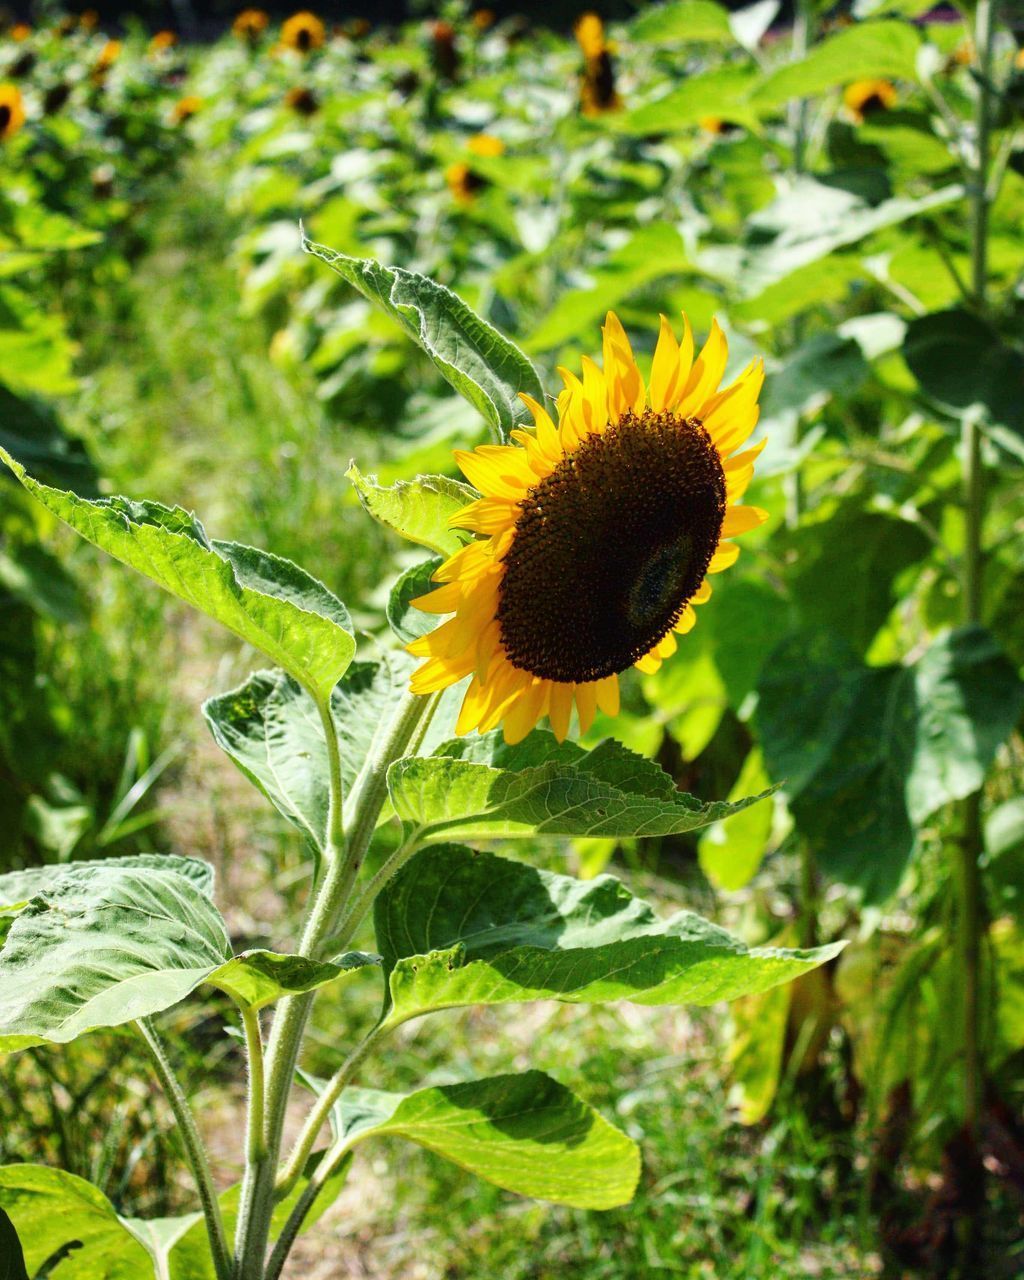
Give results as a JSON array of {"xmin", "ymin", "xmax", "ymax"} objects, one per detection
[
  {"xmin": 171, "ymin": 94, "xmax": 203, "ymax": 123},
  {"xmin": 410, "ymin": 313, "xmax": 766, "ymax": 744},
  {"xmin": 844, "ymin": 78, "xmax": 896, "ymax": 122},
  {"xmin": 149, "ymin": 30, "xmax": 178, "ymax": 54},
  {"xmin": 233, "ymin": 9, "xmax": 270, "ymax": 44},
  {"xmin": 285, "ymin": 85, "xmax": 318, "ymax": 116},
  {"xmin": 0, "ymin": 83, "xmax": 25, "ymax": 140},
  {"xmin": 576, "ymin": 12, "xmax": 621, "ymax": 116},
  {"xmin": 467, "ymin": 132, "xmax": 504, "ymax": 157},
  {"xmin": 445, "ymin": 160, "xmax": 487, "ymax": 203},
  {"xmin": 281, "ymin": 11, "xmax": 325, "ymax": 54}
]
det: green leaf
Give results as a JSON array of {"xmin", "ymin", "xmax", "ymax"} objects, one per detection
[
  {"xmin": 0, "ymin": 1206, "xmax": 29, "ymax": 1280},
  {"xmin": 0, "ymin": 1166, "xmax": 154, "ymax": 1280},
  {"xmin": 699, "ymin": 748, "xmax": 776, "ymax": 891},
  {"xmin": 387, "ymin": 558, "xmax": 444, "ymax": 644},
  {"xmin": 0, "ymin": 385, "xmax": 96, "ymax": 494},
  {"xmin": 622, "ymin": 66, "xmax": 760, "ymax": 136},
  {"xmin": 0, "ymin": 854, "xmax": 215, "ymax": 911},
  {"xmin": 0, "ymin": 455, "xmax": 356, "ymax": 703},
  {"xmin": 337, "ymin": 1072, "xmax": 639, "ymax": 1209},
  {"xmin": 206, "ymin": 949, "xmax": 377, "ymax": 1012},
  {"xmin": 346, "ymin": 465, "xmax": 474, "ymax": 557},
  {"xmin": 714, "ymin": 179, "xmax": 961, "ymax": 298},
  {"xmin": 903, "ymin": 309, "xmax": 1024, "ymax": 446},
  {"xmin": 0, "ymin": 862, "xmax": 230, "ymax": 1051},
  {"xmin": 750, "ymin": 20, "xmax": 921, "ymax": 108},
  {"xmin": 303, "ymin": 240, "xmax": 544, "ymax": 439},
  {"xmin": 375, "ymin": 843, "xmax": 842, "ymax": 1025},
  {"xmin": 758, "ymin": 626, "xmax": 1024, "ymax": 901},
  {"xmin": 526, "ymin": 225, "xmax": 687, "ymax": 350},
  {"xmin": 388, "ymin": 731, "xmax": 777, "ymax": 843},
  {"xmin": 630, "ymin": 0, "xmax": 733, "ymax": 44},
  {"xmin": 205, "ymin": 656, "xmax": 419, "ymax": 849},
  {"xmin": 120, "ymin": 1215, "xmax": 201, "ymax": 1277}
]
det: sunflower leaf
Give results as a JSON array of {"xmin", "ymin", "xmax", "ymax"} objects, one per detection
[
  {"xmin": 0, "ymin": 1205, "xmax": 29, "ymax": 1280},
  {"xmin": 0, "ymin": 1166, "xmax": 154, "ymax": 1280},
  {"xmin": 0, "ymin": 452, "xmax": 356, "ymax": 704},
  {"xmin": 333, "ymin": 1072, "xmax": 639, "ymax": 1210},
  {"xmin": 387, "ymin": 730, "xmax": 776, "ymax": 842},
  {"xmin": 375, "ymin": 844, "xmax": 842, "ymax": 1026},
  {"xmin": 303, "ymin": 240, "xmax": 545, "ymax": 439},
  {"xmin": 346, "ymin": 465, "xmax": 475, "ymax": 557}
]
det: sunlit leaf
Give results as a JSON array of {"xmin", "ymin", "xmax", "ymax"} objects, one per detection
[
  {"xmin": 750, "ymin": 20, "xmax": 921, "ymax": 107},
  {"xmin": 346, "ymin": 464, "xmax": 475, "ymax": 557}
]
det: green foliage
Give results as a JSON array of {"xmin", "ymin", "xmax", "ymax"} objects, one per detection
[{"xmin": 376, "ymin": 844, "xmax": 840, "ymax": 1025}]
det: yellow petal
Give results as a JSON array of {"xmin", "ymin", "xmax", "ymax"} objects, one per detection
[
  {"xmin": 548, "ymin": 682, "xmax": 575, "ymax": 742},
  {"xmin": 450, "ymin": 497, "xmax": 518, "ymax": 535},
  {"xmin": 708, "ymin": 542, "xmax": 741, "ymax": 573},
  {"xmin": 677, "ymin": 319, "xmax": 728, "ymax": 418},
  {"xmin": 411, "ymin": 580, "xmax": 464, "ymax": 614},
  {"xmin": 409, "ymin": 652, "xmax": 475, "ymax": 693},
  {"xmin": 595, "ymin": 674, "xmax": 620, "ymax": 717},
  {"xmin": 455, "ymin": 449, "xmax": 530, "ymax": 501},
  {"xmin": 675, "ymin": 604, "xmax": 697, "ymax": 634},
  {"xmin": 503, "ymin": 679, "xmax": 548, "ymax": 745},
  {"xmin": 721, "ymin": 505, "xmax": 769, "ymax": 537},
  {"xmin": 574, "ymin": 682, "xmax": 598, "ymax": 734},
  {"xmin": 649, "ymin": 314, "xmax": 681, "ymax": 413},
  {"xmin": 691, "ymin": 580, "xmax": 712, "ymax": 605}
]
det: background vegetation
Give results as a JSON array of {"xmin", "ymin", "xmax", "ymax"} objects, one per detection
[{"xmin": 2, "ymin": 1, "xmax": 1024, "ymax": 1276}]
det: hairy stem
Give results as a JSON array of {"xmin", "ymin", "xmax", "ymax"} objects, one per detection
[
  {"xmin": 242, "ymin": 1007, "xmax": 267, "ymax": 1165},
  {"xmin": 235, "ymin": 687, "xmax": 436, "ymax": 1279},
  {"xmin": 135, "ymin": 1019, "xmax": 232, "ymax": 1280}
]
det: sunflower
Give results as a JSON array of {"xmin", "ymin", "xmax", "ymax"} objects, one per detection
[
  {"xmin": 171, "ymin": 94, "xmax": 203, "ymax": 123},
  {"xmin": 409, "ymin": 313, "xmax": 767, "ymax": 744},
  {"xmin": 445, "ymin": 160, "xmax": 487, "ymax": 204},
  {"xmin": 467, "ymin": 132, "xmax": 504, "ymax": 157},
  {"xmin": 575, "ymin": 14, "xmax": 620, "ymax": 116},
  {"xmin": 233, "ymin": 9, "xmax": 270, "ymax": 43},
  {"xmin": 0, "ymin": 83, "xmax": 25, "ymax": 141},
  {"xmin": 285, "ymin": 85, "xmax": 318, "ymax": 116},
  {"xmin": 281, "ymin": 11, "xmax": 325, "ymax": 54},
  {"xmin": 699, "ymin": 116, "xmax": 742, "ymax": 136},
  {"xmin": 843, "ymin": 78, "xmax": 896, "ymax": 123},
  {"xmin": 10, "ymin": 23, "xmax": 31, "ymax": 42},
  {"xmin": 431, "ymin": 20, "xmax": 459, "ymax": 81}
]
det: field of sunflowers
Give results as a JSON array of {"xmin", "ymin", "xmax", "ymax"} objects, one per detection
[{"xmin": 2, "ymin": 2, "xmax": 1024, "ymax": 1278}]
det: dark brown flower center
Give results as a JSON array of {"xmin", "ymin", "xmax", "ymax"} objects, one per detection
[
  {"xmin": 0, "ymin": 104, "xmax": 11, "ymax": 133},
  {"xmin": 497, "ymin": 409, "xmax": 726, "ymax": 683}
]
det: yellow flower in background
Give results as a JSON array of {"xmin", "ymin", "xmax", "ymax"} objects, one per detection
[
  {"xmin": 409, "ymin": 313, "xmax": 767, "ymax": 744},
  {"xmin": 843, "ymin": 79, "xmax": 897, "ymax": 123},
  {"xmin": 472, "ymin": 9, "xmax": 496, "ymax": 31},
  {"xmin": 96, "ymin": 39, "xmax": 122, "ymax": 69},
  {"xmin": 699, "ymin": 116, "xmax": 742, "ymax": 136},
  {"xmin": 285, "ymin": 85, "xmax": 319, "ymax": 116},
  {"xmin": 233, "ymin": 9, "xmax": 270, "ymax": 42},
  {"xmin": 281, "ymin": 11, "xmax": 325, "ymax": 54},
  {"xmin": 171, "ymin": 95, "xmax": 203, "ymax": 123},
  {"xmin": 79, "ymin": 10, "xmax": 100, "ymax": 31},
  {"xmin": 149, "ymin": 30, "xmax": 178, "ymax": 53},
  {"xmin": 575, "ymin": 13, "xmax": 621, "ymax": 116},
  {"xmin": 10, "ymin": 23, "xmax": 31, "ymax": 42},
  {"xmin": 445, "ymin": 161, "xmax": 487, "ymax": 204},
  {"xmin": 1016, "ymin": 46, "xmax": 1024, "ymax": 70},
  {"xmin": 467, "ymin": 133, "xmax": 504, "ymax": 157},
  {"xmin": 574, "ymin": 12, "xmax": 606, "ymax": 60},
  {"xmin": 0, "ymin": 83, "xmax": 25, "ymax": 141}
]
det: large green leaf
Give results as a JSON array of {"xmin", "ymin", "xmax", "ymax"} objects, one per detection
[
  {"xmin": 629, "ymin": 0, "xmax": 733, "ymax": 45},
  {"xmin": 698, "ymin": 748, "xmax": 776, "ymax": 892},
  {"xmin": 0, "ymin": 453, "xmax": 356, "ymax": 703},
  {"xmin": 705, "ymin": 179, "xmax": 961, "ymax": 298},
  {"xmin": 0, "ymin": 1166, "xmax": 154, "ymax": 1280},
  {"xmin": 903, "ymin": 309, "xmax": 1024, "ymax": 449},
  {"xmin": 337, "ymin": 1072, "xmax": 639, "ymax": 1209},
  {"xmin": 0, "ymin": 860, "xmax": 371, "ymax": 1050},
  {"xmin": 303, "ymin": 240, "xmax": 544, "ymax": 439},
  {"xmin": 388, "ymin": 731, "xmax": 776, "ymax": 843},
  {"xmin": 750, "ymin": 20, "xmax": 921, "ymax": 107},
  {"xmin": 0, "ymin": 854, "xmax": 215, "ymax": 910},
  {"xmin": 0, "ymin": 1206, "xmax": 28, "ymax": 1280},
  {"xmin": 204, "ymin": 655, "xmax": 420, "ymax": 847},
  {"xmin": 374, "ymin": 843, "xmax": 841, "ymax": 1025},
  {"xmin": 758, "ymin": 626, "xmax": 1024, "ymax": 901},
  {"xmin": 622, "ymin": 66, "xmax": 761, "ymax": 136},
  {"xmin": 346, "ymin": 464, "xmax": 474, "ymax": 557}
]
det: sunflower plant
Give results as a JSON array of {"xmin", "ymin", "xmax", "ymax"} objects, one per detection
[{"xmin": 0, "ymin": 245, "xmax": 840, "ymax": 1280}]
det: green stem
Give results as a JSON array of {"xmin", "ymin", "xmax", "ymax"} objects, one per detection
[
  {"xmin": 242, "ymin": 1007, "xmax": 266, "ymax": 1165},
  {"xmin": 789, "ymin": 0, "xmax": 813, "ymax": 175},
  {"xmin": 274, "ymin": 1024, "xmax": 388, "ymax": 1201},
  {"xmin": 263, "ymin": 1140, "xmax": 355, "ymax": 1280},
  {"xmin": 235, "ymin": 688, "xmax": 436, "ymax": 1279},
  {"xmin": 135, "ymin": 1019, "xmax": 232, "ymax": 1280}
]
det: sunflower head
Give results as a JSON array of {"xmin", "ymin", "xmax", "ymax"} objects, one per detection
[
  {"xmin": 233, "ymin": 8, "xmax": 270, "ymax": 42},
  {"xmin": 281, "ymin": 11, "xmax": 325, "ymax": 54},
  {"xmin": 149, "ymin": 30, "xmax": 178, "ymax": 53},
  {"xmin": 843, "ymin": 78, "xmax": 896, "ymax": 123},
  {"xmin": 171, "ymin": 94, "xmax": 203, "ymax": 123},
  {"xmin": 10, "ymin": 23, "xmax": 31, "ymax": 42},
  {"xmin": 409, "ymin": 312, "xmax": 767, "ymax": 745},
  {"xmin": 431, "ymin": 20, "xmax": 460, "ymax": 81},
  {"xmin": 467, "ymin": 132, "xmax": 504, "ymax": 158},
  {"xmin": 0, "ymin": 83, "xmax": 25, "ymax": 141},
  {"xmin": 445, "ymin": 160, "xmax": 487, "ymax": 204},
  {"xmin": 472, "ymin": 9, "xmax": 496, "ymax": 31},
  {"xmin": 574, "ymin": 13, "xmax": 606, "ymax": 60},
  {"xmin": 699, "ymin": 116, "xmax": 742, "ymax": 136},
  {"xmin": 80, "ymin": 11, "xmax": 100, "ymax": 32},
  {"xmin": 285, "ymin": 84, "xmax": 318, "ymax": 116}
]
